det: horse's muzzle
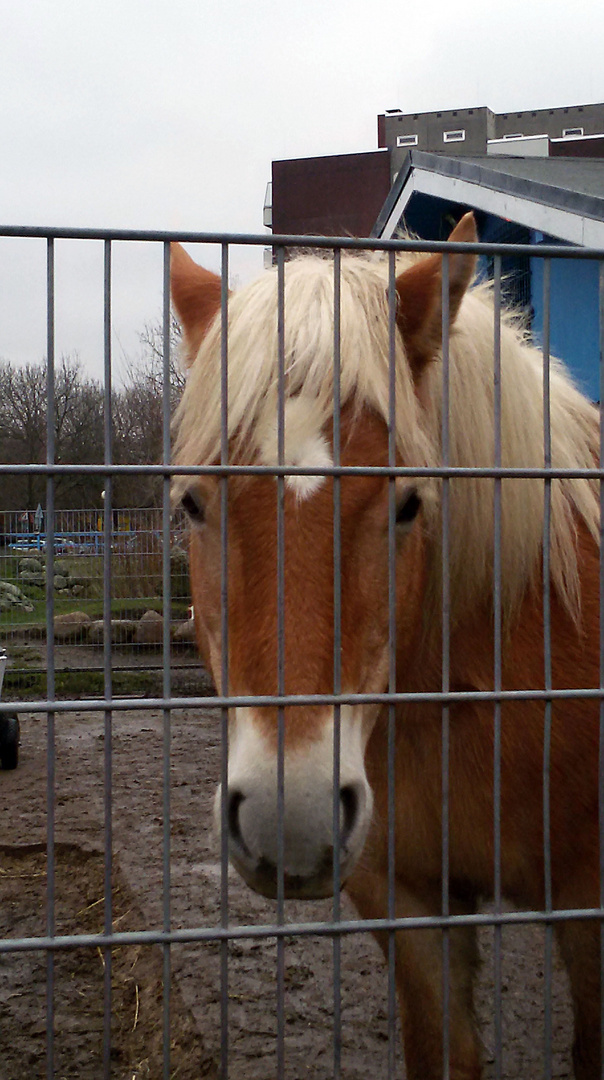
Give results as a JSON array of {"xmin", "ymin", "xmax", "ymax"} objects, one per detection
[
  {"xmin": 216, "ymin": 705, "xmax": 374, "ymax": 900},
  {"xmin": 217, "ymin": 779, "xmax": 370, "ymax": 900}
]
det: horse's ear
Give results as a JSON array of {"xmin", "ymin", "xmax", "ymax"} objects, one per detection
[
  {"xmin": 170, "ymin": 243, "xmax": 223, "ymax": 367},
  {"xmin": 395, "ymin": 212, "xmax": 477, "ymax": 377}
]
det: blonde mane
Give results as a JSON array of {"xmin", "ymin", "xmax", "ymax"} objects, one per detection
[{"xmin": 174, "ymin": 252, "xmax": 600, "ymax": 626}]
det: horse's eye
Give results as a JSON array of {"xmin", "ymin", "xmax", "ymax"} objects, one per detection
[
  {"xmin": 396, "ymin": 489, "xmax": 421, "ymax": 527},
  {"xmin": 181, "ymin": 489, "xmax": 206, "ymax": 525}
]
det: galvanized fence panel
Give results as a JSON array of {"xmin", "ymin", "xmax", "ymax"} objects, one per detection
[
  {"xmin": 0, "ymin": 505, "xmax": 192, "ymax": 698},
  {"xmin": 0, "ymin": 224, "xmax": 603, "ymax": 1079}
]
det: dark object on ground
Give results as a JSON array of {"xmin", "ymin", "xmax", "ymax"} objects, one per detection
[{"xmin": 0, "ymin": 713, "xmax": 19, "ymax": 769}]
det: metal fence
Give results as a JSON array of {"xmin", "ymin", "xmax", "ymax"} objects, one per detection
[
  {"xmin": 0, "ymin": 505, "xmax": 194, "ymax": 698},
  {"xmin": 1, "ymin": 223, "xmax": 603, "ymax": 1080}
]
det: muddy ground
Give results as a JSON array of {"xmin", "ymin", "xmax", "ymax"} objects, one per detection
[{"xmin": 0, "ymin": 655, "xmax": 578, "ymax": 1079}]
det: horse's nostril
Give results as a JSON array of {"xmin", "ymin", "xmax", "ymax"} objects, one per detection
[
  {"xmin": 339, "ymin": 784, "xmax": 360, "ymax": 849},
  {"xmin": 227, "ymin": 789, "xmax": 249, "ymax": 853}
]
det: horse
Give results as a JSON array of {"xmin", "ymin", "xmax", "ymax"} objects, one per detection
[{"xmin": 170, "ymin": 215, "xmax": 602, "ymax": 1080}]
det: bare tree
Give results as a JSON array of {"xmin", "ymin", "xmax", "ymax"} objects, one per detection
[
  {"xmin": 127, "ymin": 315, "xmax": 186, "ymax": 411},
  {"xmin": 53, "ymin": 355, "xmax": 104, "ymax": 506},
  {"xmin": 0, "ymin": 314, "xmax": 187, "ymax": 513},
  {"xmin": 0, "ymin": 359, "xmax": 47, "ymax": 508},
  {"xmin": 112, "ymin": 316, "xmax": 186, "ymax": 505},
  {"xmin": 0, "ymin": 354, "xmax": 104, "ymax": 511}
]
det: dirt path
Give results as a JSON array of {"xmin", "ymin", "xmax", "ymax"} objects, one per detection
[{"xmin": 0, "ymin": 703, "xmax": 575, "ymax": 1078}]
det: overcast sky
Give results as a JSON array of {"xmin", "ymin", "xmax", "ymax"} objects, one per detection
[{"xmin": 1, "ymin": 0, "xmax": 603, "ymax": 381}]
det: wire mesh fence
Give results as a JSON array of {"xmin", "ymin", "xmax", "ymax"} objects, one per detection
[
  {"xmin": 0, "ymin": 506, "xmax": 193, "ymax": 696},
  {"xmin": 0, "ymin": 223, "xmax": 603, "ymax": 1080}
]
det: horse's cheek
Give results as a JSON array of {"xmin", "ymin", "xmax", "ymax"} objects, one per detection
[
  {"xmin": 188, "ymin": 534, "xmax": 221, "ymax": 681},
  {"xmin": 395, "ymin": 530, "xmax": 428, "ymax": 658}
]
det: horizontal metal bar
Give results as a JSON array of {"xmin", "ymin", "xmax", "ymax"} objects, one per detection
[
  {"xmin": 2, "ymin": 462, "xmax": 604, "ymax": 480},
  {"xmin": 1, "ymin": 904, "xmax": 603, "ymax": 956},
  {"xmin": 4, "ymin": 685, "xmax": 604, "ymax": 715},
  {"xmin": 1, "ymin": 223, "xmax": 603, "ymax": 259}
]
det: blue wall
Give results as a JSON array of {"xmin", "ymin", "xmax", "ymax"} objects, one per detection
[{"xmin": 530, "ymin": 235, "xmax": 601, "ymax": 401}]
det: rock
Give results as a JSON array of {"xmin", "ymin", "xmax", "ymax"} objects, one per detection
[
  {"xmin": 0, "ymin": 580, "xmax": 22, "ymax": 598},
  {"xmin": 18, "ymin": 557, "xmax": 44, "ymax": 573},
  {"xmin": 20, "ymin": 571, "xmax": 46, "ymax": 587},
  {"xmin": 0, "ymin": 579, "xmax": 34, "ymax": 613},
  {"xmin": 172, "ymin": 618, "xmax": 197, "ymax": 644},
  {"xmin": 53, "ymin": 611, "xmax": 92, "ymax": 642},
  {"xmin": 53, "ymin": 575, "xmax": 69, "ymax": 590},
  {"xmin": 70, "ymin": 584, "xmax": 85, "ymax": 596},
  {"xmin": 135, "ymin": 610, "xmax": 164, "ymax": 645},
  {"xmin": 89, "ymin": 619, "xmax": 137, "ymax": 645},
  {"xmin": 69, "ymin": 576, "xmax": 91, "ymax": 589},
  {"xmin": 88, "ymin": 621, "xmax": 104, "ymax": 645}
]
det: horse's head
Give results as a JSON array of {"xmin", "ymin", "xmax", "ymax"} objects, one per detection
[{"xmin": 171, "ymin": 218, "xmax": 476, "ymax": 900}]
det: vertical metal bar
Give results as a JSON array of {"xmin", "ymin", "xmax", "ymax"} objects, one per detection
[
  {"xmin": 492, "ymin": 255, "xmax": 503, "ymax": 1080},
  {"xmin": 440, "ymin": 252, "xmax": 451, "ymax": 1080},
  {"xmin": 45, "ymin": 236, "xmax": 56, "ymax": 1080},
  {"xmin": 387, "ymin": 250, "xmax": 398, "ymax": 1079},
  {"xmin": 102, "ymin": 238, "xmax": 114, "ymax": 1079},
  {"xmin": 161, "ymin": 240, "xmax": 172, "ymax": 1080},
  {"xmin": 276, "ymin": 245, "xmax": 286, "ymax": 1079},
  {"xmin": 219, "ymin": 241, "xmax": 230, "ymax": 1080},
  {"xmin": 331, "ymin": 248, "xmax": 342, "ymax": 1080},
  {"xmin": 541, "ymin": 257, "xmax": 553, "ymax": 1080}
]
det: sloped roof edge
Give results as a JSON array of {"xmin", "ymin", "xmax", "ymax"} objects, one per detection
[{"xmin": 373, "ymin": 151, "xmax": 604, "ymax": 246}]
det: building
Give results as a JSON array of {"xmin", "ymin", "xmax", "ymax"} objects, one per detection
[
  {"xmin": 378, "ymin": 102, "xmax": 604, "ymax": 173},
  {"xmin": 266, "ymin": 101, "xmax": 604, "ymax": 399},
  {"xmin": 267, "ymin": 150, "xmax": 392, "ymax": 239},
  {"xmin": 266, "ymin": 102, "xmax": 604, "ymax": 240}
]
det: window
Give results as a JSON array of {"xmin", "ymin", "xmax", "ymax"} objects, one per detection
[
  {"xmin": 443, "ymin": 129, "xmax": 465, "ymax": 143},
  {"xmin": 503, "ymin": 132, "xmax": 523, "ymax": 139},
  {"xmin": 563, "ymin": 127, "xmax": 584, "ymax": 138},
  {"xmin": 397, "ymin": 133, "xmax": 418, "ymax": 147}
]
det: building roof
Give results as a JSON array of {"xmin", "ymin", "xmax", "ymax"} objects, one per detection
[{"xmin": 374, "ymin": 151, "xmax": 604, "ymax": 245}]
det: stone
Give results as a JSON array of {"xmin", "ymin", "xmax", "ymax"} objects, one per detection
[
  {"xmin": 0, "ymin": 580, "xmax": 22, "ymax": 598},
  {"xmin": 68, "ymin": 576, "xmax": 91, "ymax": 588},
  {"xmin": 20, "ymin": 571, "xmax": 46, "ymax": 587},
  {"xmin": 135, "ymin": 610, "xmax": 164, "ymax": 645},
  {"xmin": 0, "ymin": 578, "xmax": 34, "ymax": 613},
  {"xmin": 53, "ymin": 575, "xmax": 69, "ymax": 590},
  {"xmin": 88, "ymin": 619, "xmax": 137, "ymax": 645},
  {"xmin": 172, "ymin": 618, "xmax": 197, "ymax": 644},
  {"xmin": 18, "ymin": 557, "xmax": 44, "ymax": 573},
  {"xmin": 53, "ymin": 611, "xmax": 92, "ymax": 642}
]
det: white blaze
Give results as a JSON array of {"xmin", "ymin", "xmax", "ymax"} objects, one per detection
[{"xmin": 257, "ymin": 395, "xmax": 333, "ymax": 499}]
